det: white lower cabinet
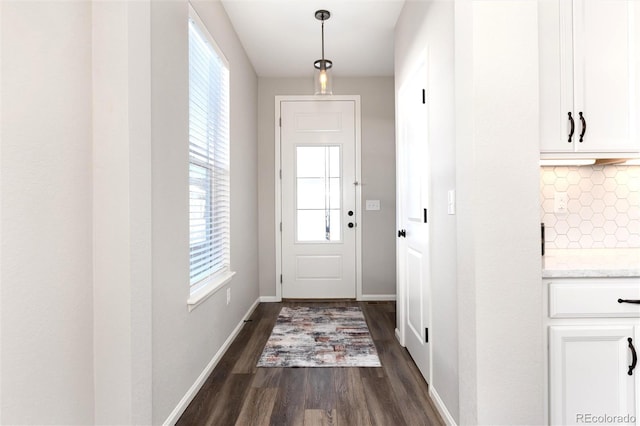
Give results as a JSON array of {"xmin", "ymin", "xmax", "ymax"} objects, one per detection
[
  {"xmin": 545, "ymin": 278, "xmax": 640, "ymax": 425},
  {"xmin": 549, "ymin": 325, "xmax": 638, "ymax": 425}
]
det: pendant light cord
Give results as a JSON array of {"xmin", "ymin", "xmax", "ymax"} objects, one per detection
[{"xmin": 321, "ymin": 19, "xmax": 325, "ymax": 61}]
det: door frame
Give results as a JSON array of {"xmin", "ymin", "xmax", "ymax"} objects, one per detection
[{"xmin": 274, "ymin": 95, "xmax": 362, "ymax": 301}]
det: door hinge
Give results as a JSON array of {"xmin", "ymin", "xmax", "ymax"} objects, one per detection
[
  {"xmin": 279, "ymin": 117, "xmax": 282, "ymax": 127},
  {"xmin": 280, "ymin": 222, "xmax": 282, "ymax": 232},
  {"xmin": 280, "ymin": 274, "xmax": 283, "ymax": 284},
  {"xmin": 424, "ymin": 208, "xmax": 428, "ymax": 223},
  {"xmin": 425, "ymin": 328, "xmax": 429, "ymax": 343},
  {"xmin": 279, "ymin": 169, "xmax": 282, "ymax": 179},
  {"xmin": 422, "ymin": 89, "xmax": 426, "ymax": 104}
]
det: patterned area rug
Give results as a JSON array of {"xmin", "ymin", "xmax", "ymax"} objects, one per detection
[{"xmin": 256, "ymin": 306, "xmax": 381, "ymax": 367}]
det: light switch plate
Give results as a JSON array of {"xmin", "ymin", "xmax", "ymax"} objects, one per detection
[
  {"xmin": 365, "ymin": 200, "xmax": 381, "ymax": 211},
  {"xmin": 554, "ymin": 192, "xmax": 568, "ymax": 214},
  {"xmin": 447, "ymin": 190, "xmax": 456, "ymax": 215}
]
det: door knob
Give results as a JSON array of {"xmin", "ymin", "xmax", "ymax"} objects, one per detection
[{"xmin": 398, "ymin": 229, "xmax": 406, "ymax": 238}]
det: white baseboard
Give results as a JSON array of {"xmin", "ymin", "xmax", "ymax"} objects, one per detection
[
  {"xmin": 429, "ymin": 386, "xmax": 457, "ymax": 426},
  {"xmin": 259, "ymin": 296, "xmax": 281, "ymax": 303},
  {"xmin": 163, "ymin": 297, "xmax": 260, "ymax": 426},
  {"xmin": 395, "ymin": 327, "xmax": 404, "ymax": 346},
  {"xmin": 259, "ymin": 295, "xmax": 395, "ymax": 302},
  {"xmin": 359, "ymin": 294, "xmax": 396, "ymax": 301}
]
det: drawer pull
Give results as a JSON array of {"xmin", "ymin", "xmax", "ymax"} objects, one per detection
[
  {"xmin": 628, "ymin": 338, "xmax": 637, "ymax": 376},
  {"xmin": 618, "ymin": 298, "xmax": 640, "ymax": 304}
]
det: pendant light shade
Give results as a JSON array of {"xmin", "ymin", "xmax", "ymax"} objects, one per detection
[{"xmin": 313, "ymin": 10, "xmax": 333, "ymax": 95}]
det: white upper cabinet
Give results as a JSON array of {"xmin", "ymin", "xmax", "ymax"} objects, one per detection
[{"xmin": 540, "ymin": 0, "xmax": 640, "ymax": 155}]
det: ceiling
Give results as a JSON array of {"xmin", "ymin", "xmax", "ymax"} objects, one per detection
[{"xmin": 220, "ymin": 0, "xmax": 406, "ymax": 78}]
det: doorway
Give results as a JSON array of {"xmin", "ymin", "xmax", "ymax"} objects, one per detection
[{"xmin": 275, "ymin": 96, "xmax": 362, "ymax": 299}]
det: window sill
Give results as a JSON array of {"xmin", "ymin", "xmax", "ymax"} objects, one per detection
[{"xmin": 187, "ymin": 270, "xmax": 236, "ymax": 312}]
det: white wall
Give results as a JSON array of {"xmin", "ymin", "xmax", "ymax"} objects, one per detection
[
  {"xmin": 455, "ymin": 1, "xmax": 544, "ymax": 424},
  {"xmin": 0, "ymin": 2, "xmax": 95, "ymax": 424},
  {"xmin": 453, "ymin": 1, "xmax": 479, "ymax": 422},
  {"xmin": 395, "ymin": 1, "xmax": 459, "ymax": 422},
  {"xmin": 2, "ymin": 1, "xmax": 258, "ymax": 423},
  {"xmin": 396, "ymin": 1, "xmax": 544, "ymax": 424},
  {"xmin": 92, "ymin": 1, "xmax": 153, "ymax": 424},
  {"xmin": 150, "ymin": 1, "xmax": 259, "ymax": 423},
  {"xmin": 257, "ymin": 77, "xmax": 396, "ymax": 299}
]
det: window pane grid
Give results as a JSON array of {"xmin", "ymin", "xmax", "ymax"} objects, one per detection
[{"xmin": 188, "ymin": 15, "xmax": 231, "ymax": 291}]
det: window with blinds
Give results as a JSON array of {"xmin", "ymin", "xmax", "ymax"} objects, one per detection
[{"xmin": 188, "ymin": 9, "xmax": 231, "ymax": 294}]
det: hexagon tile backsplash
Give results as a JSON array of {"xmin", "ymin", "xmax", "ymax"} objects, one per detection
[{"xmin": 540, "ymin": 165, "xmax": 640, "ymax": 249}]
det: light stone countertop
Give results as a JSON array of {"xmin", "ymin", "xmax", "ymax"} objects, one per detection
[{"xmin": 542, "ymin": 248, "xmax": 640, "ymax": 278}]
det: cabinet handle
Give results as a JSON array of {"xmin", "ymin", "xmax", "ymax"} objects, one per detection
[
  {"xmin": 578, "ymin": 112, "xmax": 586, "ymax": 142},
  {"xmin": 618, "ymin": 298, "xmax": 640, "ymax": 304},
  {"xmin": 628, "ymin": 338, "xmax": 637, "ymax": 376},
  {"xmin": 568, "ymin": 112, "xmax": 575, "ymax": 143}
]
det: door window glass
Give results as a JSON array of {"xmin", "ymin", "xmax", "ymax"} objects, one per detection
[{"xmin": 295, "ymin": 146, "xmax": 341, "ymax": 242}]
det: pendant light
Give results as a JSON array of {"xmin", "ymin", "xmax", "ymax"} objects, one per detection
[{"xmin": 313, "ymin": 10, "xmax": 333, "ymax": 95}]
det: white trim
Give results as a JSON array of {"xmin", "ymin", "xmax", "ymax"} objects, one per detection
[
  {"xmin": 395, "ymin": 79, "xmax": 405, "ymax": 349},
  {"xmin": 359, "ymin": 294, "xmax": 396, "ymax": 302},
  {"xmin": 0, "ymin": 1, "xmax": 4, "ymax": 422},
  {"xmin": 163, "ymin": 297, "xmax": 260, "ymax": 426},
  {"xmin": 259, "ymin": 295, "xmax": 281, "ymax": 303},
  {"xmin": 395, "ymin": 327, "xmax": 404, "ymax": 346},
  {"xmin": 353, "ymin": 97, "xmax": 363, "ymax": 301},
  {"xmin": 188, "ymin": 3, "xmax": 228, "ymax": 67},
  {"xmin": 187, "ymin": 271, "xmax": 236, "ymax": 312},
  {"xmin": 274, "ymin": 95, "xmax": 362, "ymax": 301},
  {"xmin": 429, "ymin": 386, "xmax": 457, "ymax": 426},
  {"xmin": 274, "ymin": 97, "xmax": 282, "ymax": 301}
]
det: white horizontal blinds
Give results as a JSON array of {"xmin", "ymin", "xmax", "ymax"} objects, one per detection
[{"xmin": 188, "ymin": 15, "xmax": 230, "ymax": 291}]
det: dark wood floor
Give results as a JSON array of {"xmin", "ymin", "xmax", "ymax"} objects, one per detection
[{"xmin": 177, "ymin": 301, "xmax": 444, "ymax": 426}]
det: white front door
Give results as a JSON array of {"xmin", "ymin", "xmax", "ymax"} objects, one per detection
[
  {"xmin": 397, "ymin": 57, "xmax": 431, "ymax": 382},
  {"xmin": 280, "ymin": 99, "xmax": 358, "ymax": 299}
]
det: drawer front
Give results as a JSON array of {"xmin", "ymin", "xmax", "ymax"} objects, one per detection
[{"xmin": 549, "ymin": 281, "xmax": 640, "ymax": 318}]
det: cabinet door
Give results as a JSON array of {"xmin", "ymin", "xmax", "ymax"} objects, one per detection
[
  {"xmin": 540, "ymin": 0, "xmax": 574, "ymax": 153},
  {"xmin": 636, "ymin": 326, "xmax": 640, "ymax": 425},
  {"xmin": 540, "ymin": 0, "xmax": 640, "ymax": 154},
  {"xmin": 549, "ymin": 326, "xmax": 637, "ymax": 425},
  {"xmin": 574, "ymin": 0, "xmax": 640, "ymax": 153}
]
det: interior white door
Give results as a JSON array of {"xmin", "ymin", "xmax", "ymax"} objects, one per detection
[
  {"xmin": 280, "ymin": 100, "xmax": 357, "ymax": 299},
  {"xmin": 398, "ymin": 58, "xmax": 431, "ymax": 381}
]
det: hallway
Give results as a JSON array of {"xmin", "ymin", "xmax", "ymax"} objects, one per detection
[{"xmin": 177, "ymin": 301, "xmax": 444, "ymax": 425}]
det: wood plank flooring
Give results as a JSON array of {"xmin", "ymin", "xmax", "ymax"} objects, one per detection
[{"xmin": 176, "ymin": 301, "xmax": 444, "ymax": 426}]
